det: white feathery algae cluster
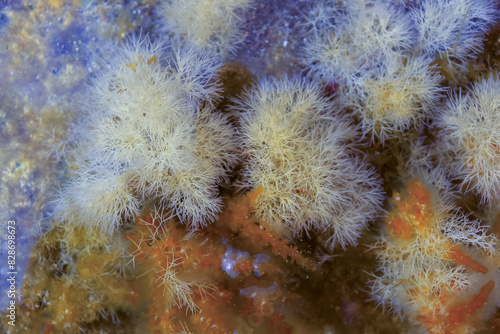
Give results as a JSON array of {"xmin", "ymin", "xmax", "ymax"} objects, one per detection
[
  {"xmin": 231, "ymin": 76, "xmax": 384, "ymax": 249},
  {"xmin": 303, "ymin": 0, "xmax": 496, "ymax": 141},
  {"xmin": 53, "ymin": 36, "xmax": 238, "ymax": 233},
  {"xmin": 159, "ymin": 0, "xmax": 252, "ymax": 58},
  {"xmin": 437, "ymin": 75, "xmax": 500, "ymax": 209}
]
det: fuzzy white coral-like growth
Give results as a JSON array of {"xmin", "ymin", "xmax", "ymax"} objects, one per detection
[
  {"xmin": 160, "ymin": 0, "xmax": 251, "ymax": 58},
  {"xmin": 410, "ymin": 0, "xmax": 496, "ymax": 61},
  {"xmin": 302, "ymin": 0, "xmax": 342, "ymax": 38},
  {"xmin": 344, "ymin": 0, "xmax": 416, "ymax": 62},
  {"xmin": 304, "ymin": 0, "xmax": 443, "ymax": 141},
  {"xmin": 347, "ymin": 54, "xmax": 443, "ymax": 140},
  {"xmin": 231, "ymin": 76, "xmax": 384, "ymax": 249},
  {"xmin": 54, "ymin": 36, "xmax": 237, "ymax": 232},
  {"xmin": 437, "ymin": 75, "xmax": 500, "ymax": 208},
  {"xmin": 304, "ymin": 0, "xmax": 415, "ymax": 81},
  {"xmin": 53, "ymin": 167, "xmax": 141, "ymax": 235},
  {"xmin": 444, "ymin": 212, "xmax": 500, "ymax": 256}
]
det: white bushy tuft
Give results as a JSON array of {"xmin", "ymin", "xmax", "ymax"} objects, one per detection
[
  {"xmin": 437, "ymin": 75, "xmax": 500, "ymax": 208},
  {"xmin": 347, "ymin": 54, "xmax": 443, "ymax": 140},
  {"xmin": 159, "ymin": 0, "xmax": 251, "ymax": 58},
  {"xmin": 303, "ymin": 0, "xmax": 498, "ymax": 141},
  {"xmin": 303, "ymin": 31, "xmax": 355, "ymax": 84},
  {"xmin": 53, "ymin": 167, "xmax": 141, "ymax": 234},
  {"xmin": 344, "ymin": 0, "xmax": 416, "ymax": 62},
  {"xmin": 302, "ymin": 0, "xmax": 343, "ymax": 37},
  {"xmin": 303, "ymin": 0, "xmax": 444, "ymax": 141},
  {"xmin": 304, "ymin": 0, "xmax": 416, "ymax": 81},
  {"xmin": 230, "ymin": 76, "xmax": 384, "ymax": 249},
  {"xmin": 54, "ymin": 36, "xmax": 238, "ymax": 232},
  {"xmin": 410, "ymin": 0, "xmax": 497, "ymax": 61},
  {"xmin": 444, "ymin": 212, "xmax": 500, "ymax": 257}
]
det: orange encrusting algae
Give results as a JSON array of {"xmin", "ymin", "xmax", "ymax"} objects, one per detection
[
  {"xmin": 445, "ymin": 280, "xmax": 495, "ymax": 332},
  {"xmin": 126, "ymin": 187, "xmax": 316, "ymax": 333},
  {"xmin": 386, "ymin": 180, "xmax": 433, "ymax": 239},
  {"xmin": 9, "ymin": 224, "xmax": 143, "ymax": 333},
  {"xmin": 448, "ymin": 246, "xmax": 489, "ymax": 274},
  {"xmin": 215, "ymin": 187, "xmax": 317, "ymax": 271},
  {"xmin": 386, "ymin": 213, "xmax": 413, "ymax": 239},
  {"xmin": 418, "ymin": 281, "xmax": 495, "ymax": 334}
]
